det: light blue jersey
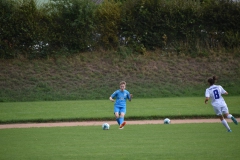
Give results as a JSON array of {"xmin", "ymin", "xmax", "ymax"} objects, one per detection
[{"xmin": 110, "ymin": 89, "xmax": 131, "ymax": 113}]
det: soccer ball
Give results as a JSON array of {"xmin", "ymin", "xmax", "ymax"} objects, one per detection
[
  {"xmin": 102, "ymin": 123, "xmax": 110, "ymax": 130},
  {"xmin": 163, "ymin": 118, "xmax": 171, "ymax": 124}
]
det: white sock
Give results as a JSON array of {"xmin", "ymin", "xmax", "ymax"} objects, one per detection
[
  {"xmin": 221, "ymin": 119, "xmax": 230, "ymax": 131},
  {"xmin": 227, "ymin": 114, "xmax": 232, "ymax": 119}
]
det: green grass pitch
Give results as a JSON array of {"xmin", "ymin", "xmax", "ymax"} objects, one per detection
[
  {"xmin": 0, "ymin": 96, "xmax": 239, "ymax": 123},
  {"xmin": 0, "ymin": 123, "xmax": 239, "ymax": 160}
]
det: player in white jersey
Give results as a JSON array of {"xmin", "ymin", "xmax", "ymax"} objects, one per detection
[{"xmin": 205, "ymin": 76, "xmax": 238, "ymax": 132}]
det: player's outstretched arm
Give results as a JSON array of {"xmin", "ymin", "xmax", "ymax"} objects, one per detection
[{"xmin": 223, "ymin": 91, "xmax": 228, "ymax": 95}]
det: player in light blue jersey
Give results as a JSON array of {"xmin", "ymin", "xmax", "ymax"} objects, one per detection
[
  {"xmin": 205, "ymin": 76, "xmax": 238, "ymax": 132},
  {"xmin": 109, "ymin": 81, "xmax": 133, "ymax": 129}
]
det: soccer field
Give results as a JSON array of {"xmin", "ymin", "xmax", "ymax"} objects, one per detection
[
  {"xmin": 0, "ymin": 96, "xmax": 239, "ymax": 159},
  {"xmin": 0, "ymin": 97, "xmax": 239, "ymax": 123},
  {"xmin": 0, "ymin": 123, "xmax": 239, "ymax": 160}
]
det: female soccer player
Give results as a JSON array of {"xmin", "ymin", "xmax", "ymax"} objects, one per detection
[
  {"xmin": 205, "ymin": 76, "xmax": 238, "ymax": 132},
  {"xmin": 109, "ymin": 81, "xmax": 133, "ymax": 129}
]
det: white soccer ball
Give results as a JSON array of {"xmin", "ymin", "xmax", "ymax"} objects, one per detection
[
  {"xmin": 164, "ymin": 118, "xmax": 171, "ymax": 124},
  {"xmin": 102, "ymin": 123, "xmax": 110, "ymax": 130}
]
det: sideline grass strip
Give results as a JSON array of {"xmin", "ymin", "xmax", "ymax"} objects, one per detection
[
  {"xmin": 0, "ymin": 97, "xmax": 239, "ymax": 123},
  {"xmin": 0, "ymin": 123, "xmax": 239, "ymax": 160}
]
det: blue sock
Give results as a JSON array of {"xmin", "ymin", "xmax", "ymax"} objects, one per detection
[
  {"xmin": 116, "ymin": 118, "xmax": 120, "ymax": 125},
  {"xmin": 119, "ymin": 117, "xmax": 124, "ymax": 125}
]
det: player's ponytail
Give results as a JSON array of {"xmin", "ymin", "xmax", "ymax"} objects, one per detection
[
  {"xmin": 208, "ymin": 76, "xmax": 217, "ymax": 85},
  {"xmin": 213, "ymin": 76, "xmax": 217, "ymax": 81},
  {"xmin": 213, "ymin": 76, "xmax": 218, "ymax": 84}
]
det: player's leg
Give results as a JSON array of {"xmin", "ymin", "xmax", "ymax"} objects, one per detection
[
  {"xmin": 224, "ymin": 114, "xmax": 238, "ymax": 125},
  {"xmin": 119, "ymin": 112, "xmax": 125, "ymax": 127},
  {"xmin": 114, "ymin": 107, "xmax": 120, "ymax": 125},
  {"xmin": 214, "ymin": 106, "xmax": 231, "ymax": 132},
  {"xmin": 222, "ymin": 106, "xmax": 238, "ymax": 125},
  {"xmin": 219, "ymin": 115, "xmax": 231, "ymax": 132},
  {"xmin": 119, "ymin": 107, "xmax": 126, "ymax": 129}
]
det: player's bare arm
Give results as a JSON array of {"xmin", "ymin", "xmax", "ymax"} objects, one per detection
[
  {"xmin": 109, "ymin": 97, "xmax": 115, "ymax": 102},
  {"xmin": 129, "ymin": 94, "xmax": 133, "ymax": 101},
  {"xmin": 205, "ymin": 97, "xmax": 209, "ymax": 104}
]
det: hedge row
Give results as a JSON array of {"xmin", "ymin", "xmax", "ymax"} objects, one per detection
[{"xmin": 0, "ymin": 0, "xmax": 240, "ymax": 58}]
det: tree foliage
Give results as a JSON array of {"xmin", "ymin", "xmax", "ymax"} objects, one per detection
[{"xmin": 0, "ymin": 0, "xmax": 240, "ymax": 58}]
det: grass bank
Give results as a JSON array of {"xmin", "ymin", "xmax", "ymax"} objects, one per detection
[{"xmin": 1, "ymin": 51, "xmax": 240, "ymax": 102}]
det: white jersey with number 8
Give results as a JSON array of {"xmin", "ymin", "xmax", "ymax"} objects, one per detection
[{"xmin": 205, "ymin": 84, "xmax": 227, "ymax": 106}]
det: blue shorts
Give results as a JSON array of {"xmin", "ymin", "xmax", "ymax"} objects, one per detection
[{"xmin": 114, "ymin": 106, "xmax": 126, "ymax": 114}]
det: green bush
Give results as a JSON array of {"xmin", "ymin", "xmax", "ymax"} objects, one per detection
[
  {"xmin": 0, "ymin": 0, "xmax": 41, "ymax": 58},
  {"xmin": 197, "ymin": 0, "xmax": 240, "ymax": 52},
  {"xmin": 0, "ymin": 0, "xmax": 240, "ymax": 58},
  {"xmin": 43, "ymin": 0, "xmax": 97, "ymax": 53},
  {"xmin": 0, "ymin": 0, "xmax": 16, "ymax": 58},
  {"xmin": 94, "ymin": 0, "xmax": 122, "ymax": 49}
]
